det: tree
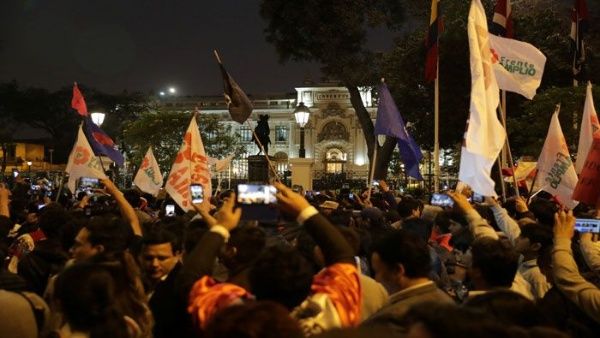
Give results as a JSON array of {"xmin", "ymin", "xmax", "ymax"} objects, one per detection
[{"xmin": 123, "ymin": 112, "xmax": 245, "ymax": 175}]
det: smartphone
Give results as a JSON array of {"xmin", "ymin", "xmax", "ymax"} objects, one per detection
[
  {"xmin": 342, "ymin": 183, "xmax": 350, "ymax": 189},
  {"xmin": 165, "ymin": 204, "xmax": 176, "ymax": 217},
  {"xmin": 372, "ymin": 180, "xmax": 380, "ymax": 186},
  {"xmin": 348, "ymin": 193, "xmax": 355, "ymax": 200},
  {"xmin": 575, "ymin": 218, "xmax": 600, "ymax": 233},
  {"xmin": 12, "ymin": 169, "xmax": 19, "ymax": 178},
  {"xmin": 78, "ymin": 177, "xmax": 101, "ymax": 192},
  {"xmin": 37, "ymin": 204, "xmax": 46, "ymax": 210},
  {"xmin": 472, "ymin": 193, "xmax": 484, "ymax": 203},
  {"xmin": 430, "ymin": 193, "xmax": 454, "ymax": 207},
  {"xmin": 237, "ymin": 184, "xmax": 277, "ymax": 205},
  {"xmin": 190, "ymin": 184, "xmax": 204, "ymax": 204}
]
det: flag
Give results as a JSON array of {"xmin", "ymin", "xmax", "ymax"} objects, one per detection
[
  {"xmin": 425, "ymin": 0, "xmax": 443, "ymax": 83},
  {"xmin": 374, "ymin": 83, "xmax": 423, "ymax": 180},
  {"xmin": 573, "ymin": 134, "xmax": 600, "ymax": 205},
  {"xmin": 208, "ymin": 154, "xmax": 235, "ymax": 173},
  {"xmin": 571, "ymin": 0, "xmax": 589, "ymax": 80},
  {"xmin": 214, "ymin": 51, "xmax": 253, "ymax": 124},
  {"xmin": 165, "ymin": 115, "xmax": 211, "ymax": 211},
  {"xmin": 83, "ymin": 117, "xmax": 125, "ymax": 166},
  {"xmin": 575, "ymin": 82, "xmax": 600, "ymax": 173},
  {"xmin": 533, "ymin": 108, "xmax": 579, "ymax": 209},
  {"xmin": 134, "ymin": 147, "xmax": 163, "ymax": 196},
  {"xmin": 490, "ymin": 0, "xmax": 513, "ymax": 38},
  {"xmin": 71, "ymin": 83, "xmax": 88, "ymax": 116},
  {"xmin": 458, "ymin": 0, "xmax": 506, "ymax": 197},
  {"xmin": 489, "ymin": 35, "xmax": 546, "ymax": 100},
  {"xmin": 65, "ymin": 125, "xmax": 107, "ymax": 193}
]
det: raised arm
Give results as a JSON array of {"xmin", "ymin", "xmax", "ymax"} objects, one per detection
[
  {"xmin": 448, "ymin": 191, "xmax": 498, "ymax": 240},
  {"xmin": 486, "ymin": 196, "xmax": 521, "ymax": 245},
  {"xmin": 552, "ymin": 210, "xmax": 600, "ymax": 324},
  {"xmin": 101, "ymin": 178, "xmax": 142, "ymax": 236},
  {"xmin": 275, "ymin": 182, "xmax": 354, "ymax": 265}
]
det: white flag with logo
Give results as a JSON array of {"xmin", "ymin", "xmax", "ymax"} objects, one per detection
[
  {"xmin": 533, "ymin": 108, "xmax": 578, "ymax": 209},
  {"xmin": 458, "ymin": 0, "xmax": 506, "ymax": 196},
  {"xmin": 134, "ymin": 147, "xmax": 163, "ymax": 196},
  {"xmin": 489, "ymin": 34, "xmax": 546, "ymax": 100},
  {"xmin": 575, "ymin": 82, "xmax": 600, "ymax": 173},
  {"xmin": 65, "ymin": 125, "xmax": 107, "ymax": 193},
  {"xmin": 165, "ymin": 115, "xmax": 211, "ymax": 211}
]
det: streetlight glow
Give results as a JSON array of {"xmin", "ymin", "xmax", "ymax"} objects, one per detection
[
  {"xmin": 168, "ymin": 87, "xmax": 176, "ymax": 94},
  {"xmin": 91, "ymin": 112, "xmax": 106, "ymax": 126}
]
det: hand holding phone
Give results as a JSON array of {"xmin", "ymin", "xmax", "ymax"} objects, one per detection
[
  {"xmin": 575, "ymin": 218, "xmax": 600, "ymax": 234},
  {"xmin": 190, "ymin": 184, "xmax": 204, "ymax": 204},
  {"xmin": 165, "ymin": 204, "xmax": 176, "ymax": 217},
  {"xmin": 430, "ymin": 193, "xmax": 454, "ymax": 208}
]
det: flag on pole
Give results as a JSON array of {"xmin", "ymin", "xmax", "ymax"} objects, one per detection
[
  {"xmin": 71, "ymin": 83, "xmax": 88, "ymax": 116},
  {"xmin": 214, "ymin": 51, "xmax": 253, "ymax": 124},
  {"xmin": 83, "ymin": 117, "xmax": 125, "ymax": 166},
  {"xmin": 425, "ymin": 0, "xmax": 443, "ymax": 83},
  {"xmin": 374, "ymin": 82, "xmax": 423, "ymax": 180},
  {"xmin": 208, "ymin": 154, "xmax": 235, "ymax": 173},
  {"xmin": 533, "ymin": 108, "xmax": 579, "ymax": 209},
  {"xmin": 65, "ymin": 125, "xmax": 107, "ymax": 193},
  {"xmin": 571, "ymin": 0, "xmax": 589, "ymax": 80},
  {"xmin": 573, "ymin": 134, "xmax": 600, "ymax": 205},
  {"xmin": 165, "ymin": 115, "xmax": 211, "ymax": 211},
  {"xmin": 458, "ymin": 0, "xmax": 506, "ymax": 197},
  {"xmin": 134, "ymin": 147, "xmax": 163, "ymax": 196},
  {"xmin": 575, "ymin": 82, "xmax": 600, "ymax": 173},
  {"xmin": 489, "ymin": 34, "xmax": 546, "ymax": 100},
  {"xmin": 490, "ymin": 0, "xmax": 513, "ymax": 38}
]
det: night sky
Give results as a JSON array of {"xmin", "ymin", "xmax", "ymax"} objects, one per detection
[{"xmin": 0, "ymin": 0, "xmax": 324, "ymax": 95}]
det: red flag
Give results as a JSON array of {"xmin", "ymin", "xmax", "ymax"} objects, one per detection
[
  {"xmin": 573, "ymin": 135, "xmax": 600, "ymax": 205},
  {"xmin": 71, "ymin": 82, "xmax": 88, "ymax": 116},
  {"xmin": 425, "ymin": 0, "xmax": 443, "ymax": 82}
]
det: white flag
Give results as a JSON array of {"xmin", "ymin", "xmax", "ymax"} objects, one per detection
[
  {"xmin": 65, "ymin": 125, "xmax": 107, "ymax": 193},
  {"xmin": 165, "ymin": 116, "xmax": 211, "ymax": 211},
  {"xmin": 458, "ymin": 0, "xmax": 506, "ymax": 196},
  {"xmin": 133, "ymin": 147, "xmax": 163, "ymax": 196},
  {"xmin": 534, "ymin": 108, "xmax": 579, "ymax": 209},
  {"xmin": 489, "ymin": 34, "xmax": 546, "ymax": 100},
  {"xmin": 575, "ymin": 82, "xmax": 600, "ymax": 173}
]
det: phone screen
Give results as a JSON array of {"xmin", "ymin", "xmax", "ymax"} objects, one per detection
[
  {"xmin": 472, "ymin": 193, "xmax": 484, "ymax": 203},
  {"xmin": 190, "ymin": 184, "xmax": 204, "ymax": 204},
  {"xmin": 78, "ymin": 177, "xmax": 101, "ymax": 192},
  {"xmin": 165, "ymin": 204, "xmax": 176, "ymax": 217},
  {"xmin": 236, "ymin": 184, "xmax": 277, "ymax": 205},
  {"xmin": 575, "ymin": 218, "xmax": 600, "ymax": 233},
  {"xmin": 430, "ymin": 193, "xmax": 454, "ymax": 207}
]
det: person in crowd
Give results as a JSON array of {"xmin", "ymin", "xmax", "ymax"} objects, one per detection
[
  {"xmin": 485, "ymin": 196, "xmax": 552, "ymax": 299},
  {"xmin": 552, "ymin": 210, "xmax": 600, "ymax": 324},
  {"xmin": 0, "ymin": 288, "xmax": 50, "ymax": 338},
  {"xmin": 392, "ymin": 197, "xmax": 423, "ymax": 229},
  {"xmin": 140, "ymin": 228, "xmax": 181, "ymax": 296},
  {"xmin": 363, "ymin": 230, "xmax": 454, "ymax": 326}
]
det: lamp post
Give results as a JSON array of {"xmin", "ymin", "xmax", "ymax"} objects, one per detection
[
  {"xmin": 26, "ymin": 161, "xmax": 32, "ymax": 177},
  {"xmin": 91, "ymin": 112, "xmax": 106, "ymax": 126},
  {"xmin": 293, "ymin": 102, "xmax": 311, "ymax": 158}
]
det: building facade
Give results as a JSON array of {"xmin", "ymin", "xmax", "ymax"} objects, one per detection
[{"xmin": 156, "ymin": 83, "xmax": 377, "ymax": 182}]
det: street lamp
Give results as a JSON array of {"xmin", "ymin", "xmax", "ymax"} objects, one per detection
[
  {"xmin": 91, "ymin": 112, "xmax": 106, "ymax": 126},
  {"xmin": 293, "ymin": 102, "xmax": 311, "ymax": 158},
  {"xmin": 168, "ymin": 87, "xmax": 176, "ymax": 94},
  {"xmin": 26, "ymin": 161, "xmax": 32, "ymax": 176}
]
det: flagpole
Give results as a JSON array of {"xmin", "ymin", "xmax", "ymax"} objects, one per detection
[
  {"xmin": 433, "ymin": 58, "xmax": 440, "ymax": 193},
  {"xmin": 497, "ymin": 102, "xmax": 519, "ymax": 198},
  {"xmin": 496, "ymin": 157, "xmax": 507, "ymax": 202},
  {"xmin": 367, "ymin": 141, "xmax": 378, "ymax": 201}
]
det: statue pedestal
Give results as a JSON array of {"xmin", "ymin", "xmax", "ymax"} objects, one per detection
[
  {"xmin": 247, "ymin": 155, "xmax": 276, "ymax": 183},
  {"xmin": 289, "ymin": 158, "xmax": 314, "ymax": 191}
]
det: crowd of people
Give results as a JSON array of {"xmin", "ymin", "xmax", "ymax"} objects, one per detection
[{"xmin": 0, "ymin": 174, "xmax": 599, "ymax": 338}]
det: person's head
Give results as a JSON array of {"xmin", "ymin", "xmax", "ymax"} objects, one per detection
[
  {"xmin": 396, "ymin": 197, "xmax": 423, "ymax": 219},
  {"xmin": 204, "ymin": 301, "xmax": 303, "ymax": 338},
  {"xmin": 140, "ymin": 228, "xmax": 181, "ymax": 282},
  {"xmin": 513, "ymin": 223, "xmax": 553, "ymax": 258},
  {"xmin": 470, "ymin": 238, "xmax": 519, "ymax": 290},
  {"xmin": 249, "ymin": 244, "xmax": 314, "ymax": 310},
  {"xmin": 402, "ymin": 218, "xmax": 433, "ymax": 243},
  {"xmin": 434, "ymin": 211, "xmax": 467, "ymax": 235},
  {"xmin": 70, "ymin": 216, "xmax": 133, "ymax": 262},
  {"xmin": 123, "ymin": 189, "xmax": 142, "ymax": 209},
  {"xmin": 55, "ymin": 263, "xmax": 129, "ymax": 338},
  {"xmin": 38, "ymin": 203, "xmax": 71, "ymax": 240},
  {"xmin": 221, "ymin": 225, "xmax": 266, "ymax": 272},
  {"xmin": 464, "ymin": 290, "xmax": 545, "ymax": 327},
  {"xmin": 371, "ymin": 230, "xmax": 431, "ymax": 294},
  {"xmin": 528, "ymin": 198, "xmax": 559, "ymax": 228}
]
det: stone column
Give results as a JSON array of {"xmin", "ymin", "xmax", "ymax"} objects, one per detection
[{"xmin": 289, "ymin": 158, "xmax": 314, "ymax": 191}]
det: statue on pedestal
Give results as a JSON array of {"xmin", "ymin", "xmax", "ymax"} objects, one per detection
[{"xmin": 253, "ymin": 114, "xmax": 271, "ymax": 155}]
